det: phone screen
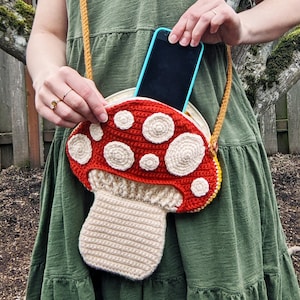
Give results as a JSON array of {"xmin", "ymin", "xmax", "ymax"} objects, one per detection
[{"xmin": 134, "ymin": 28, "xmax": 204, "ymax": 111}]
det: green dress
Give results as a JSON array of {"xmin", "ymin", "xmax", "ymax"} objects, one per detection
[{"xmin": 26, "ymin": 0, "xmax": 300, "ymax": 299}]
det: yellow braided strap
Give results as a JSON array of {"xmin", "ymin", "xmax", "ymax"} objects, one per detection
[
  {"xmin": 209, "ymin": 45, "xmax": 233, "ymax": 155},
  {"xmin": 79, "ymin": 0, "xmax": 93, "ymax": 80}
]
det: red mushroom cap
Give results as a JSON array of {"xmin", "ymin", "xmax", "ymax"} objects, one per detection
[{"xmin": 66, "ymin": 98, "xmax": 221, "ymax": 213}]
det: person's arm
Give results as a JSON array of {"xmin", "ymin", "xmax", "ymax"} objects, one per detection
[
  {"xmin": 26, "ymin": 0, "xmax": 108, "ymax": 128},
  {"xmin": 238, "ymin": 0, "xmax": 300, "ymax": 44},
  {"xmin": 169, "ymin": 0, "xmax": 300, "ymax": 47},
  {"xmin": 26, "ymin": 0, "xmax": 67, "ymax": 88}
]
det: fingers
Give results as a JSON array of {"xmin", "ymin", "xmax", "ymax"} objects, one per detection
[
  {"xmin": 36, "ymin": 89, "xmax": 89, "ymax": 128},
  {"xmin": 169, "ymin": 1, "xmax": 237, "ymax": 46},
  {"xmin": 74, "ymin": 77, "xmax": 108, "ymax": 123},
  {"xmin": 169, "ymin": 10, "xmax": 215, "ymax": 46},
  {"xmin": 35, "ymin": 66, "xmax": 108, "ymax": 128},
  {"xmin": 191, "ymin": 11, "xmax": 222, "ymax": 45},
  {"xmin": 168, "ymin": 14, "xmax": 198, "ymax": 46}
]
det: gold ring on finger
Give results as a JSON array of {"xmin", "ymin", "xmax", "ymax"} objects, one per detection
[
  {"xmin": 50, "ymin": 99, "xmax": 60, "ymax": 110},
  {"xmin": 62, "ymin": 88, "xmax": 73, "ymax": 101}
]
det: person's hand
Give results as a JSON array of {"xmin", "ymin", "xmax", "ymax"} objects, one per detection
[
  {"xmin": 33, "ymin": 66, "xmax": 108, "ymax": 128},
  {"xmin": 169, "ymin": 0, "xmax": 242, "ymax": 47}
]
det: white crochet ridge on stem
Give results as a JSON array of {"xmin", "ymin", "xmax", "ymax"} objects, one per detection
[{"xmin": 88, "ymin": 170, "xmax": 183, "ymax": 212}]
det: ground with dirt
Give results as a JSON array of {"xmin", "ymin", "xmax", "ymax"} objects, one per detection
[{"xmin": 0, "ymin": 154, "xmax": 299, "ymax": 299}]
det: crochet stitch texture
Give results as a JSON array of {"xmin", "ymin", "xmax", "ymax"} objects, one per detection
[{"xmin": 66, "ymin": 97, "xmax": 222, "ymax": 279}]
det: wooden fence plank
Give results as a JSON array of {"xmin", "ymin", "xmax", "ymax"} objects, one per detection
[
  {"xmin": 0, "ymin": 133, "xmax": 12, "ymax": 145},
  {"xmin": 0, "ymin": 50, "xmax": 13, "ymax": 168},
  {"xmin": 275, "ymin": 95, "xmax": 289, "ymax": 154},
  {"xmin": 24, "ymin": 0, "xmax": 41, "ymax": 166},
  {"xmin": 26, "ymin": 69, "xmax": 43, "ymax": 167},
  {"xmin": 287, "ymin": 81, "xmax": 300, "ymax": 153},
  {"xmin": 0, "ymin": 51, "xmax": 13, "ymax": 132},
  {"xmin": 259, "ymin": 104, "xmax": 278, "ymax": 155},
  {"xmin": 8, "ymin": 54, "xmax": 29, "ymax": 167}
]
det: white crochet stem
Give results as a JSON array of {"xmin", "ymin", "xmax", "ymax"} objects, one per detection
[{"xmin": 79, "ymin": 189, "xmax": 167, "ymax": 280}]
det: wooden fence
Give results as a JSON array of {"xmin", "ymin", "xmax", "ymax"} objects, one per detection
[
  {"xmin": 0, "ymin": 48, "xmax": 299, "ymax": 170},
  {"xmin": 259, "ymin": 82, "xmax": 300, "ymax": 155},
  {"xmin": 0, "ymin": 49, "xmax": 54, "ymax": 169}
]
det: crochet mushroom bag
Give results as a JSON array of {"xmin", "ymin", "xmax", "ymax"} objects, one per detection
[{"xmin": 66, "ymin": 95, "xmax": 222, "ymax": 280}]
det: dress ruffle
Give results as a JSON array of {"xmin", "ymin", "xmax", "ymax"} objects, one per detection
[{"xmin": 28, "ymin": 250, "xmax": 299, "ymax": 299}]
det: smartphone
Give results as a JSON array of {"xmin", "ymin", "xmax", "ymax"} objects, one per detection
[{"xmin": 134, "ymin": 27, "xmax": 204, "ymax": 112}]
